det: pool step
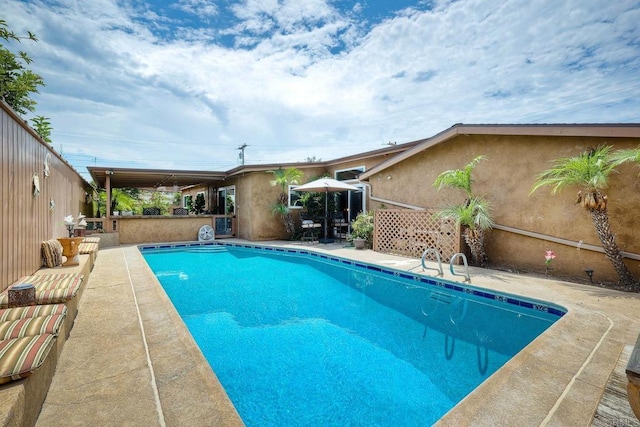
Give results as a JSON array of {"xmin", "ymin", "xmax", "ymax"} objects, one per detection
[{"xmin": 429, "ymin": 291, "xmax": 454, "ymax": 304}]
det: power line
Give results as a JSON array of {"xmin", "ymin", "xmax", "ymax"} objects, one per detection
[{"xmin": 509, "ymin": 83, "xmax": 640, "ymax": 122}]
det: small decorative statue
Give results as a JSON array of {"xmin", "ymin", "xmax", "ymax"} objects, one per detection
[
  {"xmin": 63, "ymin": 215, "xmax": 76, "ymax": 238},
  {"xmin": 76, "ymin": 213, "xmax": 87, "ymax": 229}
]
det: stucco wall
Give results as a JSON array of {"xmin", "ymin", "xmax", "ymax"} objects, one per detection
[
  {"xmin": 366, "ymin": 134, "xmax": 640, "ymax": 284},
  {"xmin": 117, "ymin": 216, "xmax": 216, "ymax": 244},
  {"xmin": 229, "ymin": 154, "xmax": 442, "ymax": 241},
  {"xmin": 217, "ymin": 156, "xmax": 402, "ymax": 241},
  {"xmin": 327, "ymin": 154, "xmax": 404, "ymax": 213},
  {"xmin": 229, "ymin": 167, "xmax": 329, "ymax": 241}
]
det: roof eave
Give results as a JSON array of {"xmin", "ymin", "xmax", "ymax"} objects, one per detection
[{"xmin": 359, "ymin": 123, "xmax": 640, "ymax": 180}]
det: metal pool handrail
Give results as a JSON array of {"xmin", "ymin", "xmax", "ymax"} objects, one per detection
[
  {"xmin": 450, "ymin": 253, "xmax": 471, "ymax": 283},
  {"xmin": 421, "ymin": 248, "xmax": 444, "ymax": 277}
]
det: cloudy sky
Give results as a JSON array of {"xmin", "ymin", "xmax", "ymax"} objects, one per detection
[{"xmin": 4, "ymin": 0, "xmax": 640, "ymax": 182}]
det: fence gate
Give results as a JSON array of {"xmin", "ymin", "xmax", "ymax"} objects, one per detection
[{"xmin": 374, "ymin": 210, "xmax": 461, "ymax": 262}]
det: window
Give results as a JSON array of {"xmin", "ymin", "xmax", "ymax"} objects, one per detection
[
  {"xmin": 335, "ymin": 166, "xmax": 365, "ymax": 181},
  {"xmin": 288, "ymin": 185, "xmax": 302, "ymax": 209},
  {"xmin": 334, "ymin": 184, "xmax": 366, "ymax": 223},
  {"xmin": 217, "ymin": 186, "xmax": 235, "ymax": 215},
  {"xmin": 333, "ymin": 166, "xmax": 366, "ymax": 220},
  {"xmin": 183, "ymin": 195, "xmax": 193, "ymax": 209}
]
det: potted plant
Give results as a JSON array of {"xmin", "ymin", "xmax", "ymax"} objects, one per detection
[{"xmin": 349, "ymin": 211, "xmax": 374, "ymax": 249}]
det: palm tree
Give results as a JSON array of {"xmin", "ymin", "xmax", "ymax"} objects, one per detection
[
  {"xmin": 433, "ymin": 155, "xmax": 493, "ymax": 267},
  {"xmin": 436, "ymin": 197, "xmax": 494, "ymax": 267},
  {"xmin": 268, "ymin": 167, "xmax": 303, "ymax": 238},
  {"xmin": 531, "ymin": 145, "xmax": 639, "ymax": 290},
  {"xmin": 433, "ymin": 155, "xmax": 485, "ymax": 197}
]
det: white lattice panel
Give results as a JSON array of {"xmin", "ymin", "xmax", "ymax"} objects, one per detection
[{"xmin": 373, "ymin": 210, "xmax": 460, "ymax": 262}]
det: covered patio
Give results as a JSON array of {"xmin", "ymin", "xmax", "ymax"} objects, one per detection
[{"xmin": 87, "ymin": 167, "xmax": 235, "ymax": 241}]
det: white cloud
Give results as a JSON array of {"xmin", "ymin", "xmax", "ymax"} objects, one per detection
[
  {"xmin": 3, "ymin": 0, "xmax": 639, "ymax": 179},
  {"xmin": 175, "ymin": 0, "xmax": 219, "ymax": 18}
]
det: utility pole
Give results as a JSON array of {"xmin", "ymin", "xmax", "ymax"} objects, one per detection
[{"xmin": 237, "ymin": 144, "xmax": 248, "ymax": 165}]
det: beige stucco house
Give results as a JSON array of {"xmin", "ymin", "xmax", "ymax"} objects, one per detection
[
  {"xmin": 358, "ymin": 124, "xmax": 640, "ymax": 284},
  {"xmin": 90, "ymin": 123, "xmax": 640, "ymax": 285},
  {"xmin": 175, "ymin": 142, "xmax": 420, "ymax": 241}
]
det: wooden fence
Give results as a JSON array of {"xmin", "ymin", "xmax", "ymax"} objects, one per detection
[
  {"xmin": 0, "ymin": 101, "xmax": 92, "ymax": 291},
  {"xmin": 374, "ymin": 209, "xmax": 461, "ymax": 262}
]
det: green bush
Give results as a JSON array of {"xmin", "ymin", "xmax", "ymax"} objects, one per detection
[{"xmin": 349, "ymin": 211, "xmax": 374, "ymax": 246}]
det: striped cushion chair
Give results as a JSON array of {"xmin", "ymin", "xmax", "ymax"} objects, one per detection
[
  {"xmin": 0, "ymin": 304, "xmax": 67, "ymax": 322},
  {"xmin": 78, "ymin": 242, "xmax": 98, "ymax": 253},
  {"xmin": 0, "ymin": 334, "xmax": 56, "ymax": 384},
  {"xmin": 0, "ymin": 274, "xmax": 83, "ymax": 309},
  {"xmin": 14, "ymin": 273, "xmax": 83, "ymax": 291},
  {"xmin": 78, "ymin": 241, "xmax": 99, "ymax": 265},
  {"xmin": 33, "ymin": 287, "xmax": 81, "ymax": 305},
  {"xmin": 0, "ymin": 315, "xmax": 66, "ymax": 340}
]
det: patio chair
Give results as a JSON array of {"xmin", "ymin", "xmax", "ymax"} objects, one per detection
[
  {"xmin": 332, "ymin": 211, "xmax": 348, "ymax": 242},
  {"xmin": 300, "ymin": 215, "xmax": 321, "ymax": 243},
  {"xmin": 173, "ymin": 207, "xmax": 189, "ymax": 215},
  {"xmin": 143, "ymin": 207, "xmax": 161, "ymax": 216}
]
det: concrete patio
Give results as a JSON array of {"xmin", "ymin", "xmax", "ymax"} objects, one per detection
[{"xmin": 35, "ymin": 241, "xmax": 640, "ymax": 426}]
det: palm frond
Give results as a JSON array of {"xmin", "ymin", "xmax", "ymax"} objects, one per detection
[
  {"xmin": 268, "ymin": 167, "xmax": 303, "ymax": 191},
  {"xmin": 530, "ymin": 145, "xmax": 616, "ymax": 195},
  {"xmin": 433, "ymin": 155, "xmax": 486, "ymax": 196},
  {"xmin": 611, "ymin": 148, "xmax": 640, "ymax": 176},
  {"xmin": 435, "ymin": 196, "xmax": 494, "ymax": 230},
  {"xmin": 271, "ymin": 202, "xmax": 289, "ymax": 216},
  {"xmin": 464, "ymin": 155, "xmax": 486, "ymax": 176},
  {"xmin": 469, "ymin": 196, "xmax": 495, "ymax": 230}
]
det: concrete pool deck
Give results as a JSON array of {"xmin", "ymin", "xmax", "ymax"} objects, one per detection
[{"xmin": 35, "ymin": 241, "xmax": 640, "ymax": 426}]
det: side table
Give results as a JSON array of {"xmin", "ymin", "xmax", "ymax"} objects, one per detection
[{"xmin": 8, "ymin": 283, "xmax": 36, "ymax": 307}]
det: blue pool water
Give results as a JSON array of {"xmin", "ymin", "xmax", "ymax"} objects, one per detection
[{"xmin": 141, "ymin": 243, "xmax": 565, "ymax": 426}]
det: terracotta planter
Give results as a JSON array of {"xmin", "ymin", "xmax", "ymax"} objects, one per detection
[{"xmin": 57, "ymin": 237, "xmax": 84, "ymax": 266}]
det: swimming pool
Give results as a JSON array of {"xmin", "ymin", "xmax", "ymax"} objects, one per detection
[{"xmin": 141, "ymin": 242, "xmax": 566, "ymax": 426}]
